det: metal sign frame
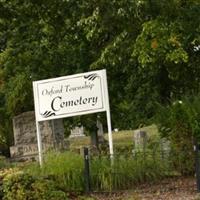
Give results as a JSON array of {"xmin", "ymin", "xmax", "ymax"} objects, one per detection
[{"xmin": 33, "ymin": 69, "xmax": 113, "ymax": 165}]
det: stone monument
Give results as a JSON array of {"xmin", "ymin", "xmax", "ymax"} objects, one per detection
[
  {"xmin": 10, "ymin": 111, "xmax": 67, "ymax": 161},
  {"xmin": 97, "ymin": 119, "xmax": 105, "ymax": 143},
  {"xmin": 160, "ymin": 138, "xmax": 171, "ymax": 158},
  {"xmin": 69, "ymin": 126, "xmax": 85, "ymax": 138},
  {"xmin": 134, "ymin": 129, "xmax": 147, "ymax": 151}
]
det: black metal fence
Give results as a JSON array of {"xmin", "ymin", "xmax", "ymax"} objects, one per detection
[{"xmin": 83, "ymin": 146, "xmax": 198, "ymax": 192}]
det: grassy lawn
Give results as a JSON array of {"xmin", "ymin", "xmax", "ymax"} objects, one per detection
[{"xmin": 69, "ymin": 124, "xmax": 158, "ymax": 149}]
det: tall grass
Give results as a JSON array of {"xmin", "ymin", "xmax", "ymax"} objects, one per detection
[
  {"xmin": 25, "ymin": 151, "xmax": 84, "ymax": 191},
  {"xmin": 24, "ymin": 149, "xmax": 184, "ymax": 192},
  {"xmin": 90, "ymin": 150, "xmax": 171, "ymax": 191}
]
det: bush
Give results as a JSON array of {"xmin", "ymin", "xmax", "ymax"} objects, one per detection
[
  {"xmin": 3, "ymin": 171, "xmax": 69, "ymax": 200},
  {"xmin": 155, "ymin": 96, "xmax": 199, "ymax": 175},
  {"xmin": 0, "ymin": 168, "xmax": 20, "ymax": 199}
]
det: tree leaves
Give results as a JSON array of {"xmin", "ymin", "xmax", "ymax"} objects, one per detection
[{"xmin": 0, "ymin": 0, "xmax": 200, "ymax": 148}]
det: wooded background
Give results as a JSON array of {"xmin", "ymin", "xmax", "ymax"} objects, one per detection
[{"xmin": 0, "ymin": 0, "xmax": 200, "ymax": 152}]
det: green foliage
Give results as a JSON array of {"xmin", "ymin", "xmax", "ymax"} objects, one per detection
[
  {"xmin": 0, "ymin": 156, "xmax": 10, "ymax": 169},
  {"xmin": 77, "ymin": 197, "xmax": 95, "ymax": 200},
  {"xmin": 156, "ymin": 95, "xmax": 200, "ymax": 140},
  {"xmin": 25, "ymin": 151, "xmax": 84, "ymax": 191},
  {"xmin": 21, "ymin": 142, "xmax": 193, "ymax": 193},
  {"xmin": 0, "ymin": 0, "xmax": 200, "ymax": 147},
  {"xmin": 3, "ymin": 172, "xmax": 33, "ymax": 200},
  {"xmin": 155, "ymin": 96, "xmax": 200, "ymax": 174},
  {"xmin": 3, "ymin": 171, "xmax": 69, "ymax": 200},
  {"xmin": 90, "ymin": 151, "xmax": 170, "ymax": 191},
  {"xmin": 126, "ymin": 1, "xmax": 200, "ymax": 127},
  {"xmin": 5, "ymin": 73, "xmax": 33, "ymax": 115},
  {"xmin": 0, "ymin": 168, "xmax": 20, "ymax": 199},
  {"xmin": 24, "ymin": 150, "xmax": 170, "ymax": 192}
]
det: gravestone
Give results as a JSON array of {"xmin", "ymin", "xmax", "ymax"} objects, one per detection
[
  {"xmin": 97, "ymin": 119, "xmax": 105, "ymax": 143},
  {"xmin": 160, "ymin": 138, "xmax": 171, "ymax": 158},
  {"xmin": 69, "ymin": 126, "xmax": 85, "ymax": 138},
  {"xmin": 10, "ymin": 111, "xmax": 67, "ymax": 161},
  {"xmin": 134, "ymin": 130, "xmax": 147, "ymax": 150}
]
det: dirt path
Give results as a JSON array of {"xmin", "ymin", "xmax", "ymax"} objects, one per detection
[
  {"xmin": 89, "ymin": 177, "xmax": 199, "ymax": 200},
  {"xmin": 136, "ymin": 177, "xmax": 198, "ymax": 200}
]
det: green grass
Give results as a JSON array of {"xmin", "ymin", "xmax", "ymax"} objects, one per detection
[
  {"xmin": 24, "ymin": 149, "xmax": 170, "ymax": 192},
  {"xmin": 25, "ymin": 151, "xmax": 84, "ymax": 191},
  {"xmin": 7, "ymin": 124, "xmax": 193, "ymax": 194},
  {"xmin": 69, "ymin": 124, "xmax": 159, "ymax": 149},
  {"xmin": 23, "ymin": 125, "xmax": 165, "ymax": 192},
  {"xmin": 69, "ymin": 137, "xmax": 90, "ymax": 149}
]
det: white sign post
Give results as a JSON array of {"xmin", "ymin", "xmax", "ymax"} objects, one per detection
[{"xmin": 33, "ymin": 69, "xmax": 113, "ymax": 165}]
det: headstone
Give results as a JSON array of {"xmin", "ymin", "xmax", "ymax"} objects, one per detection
[
  {"xmin": 91, "ymin": 130, "xmax": 99, "ymax": 149},
  {"xmin": 69, "ymin": 126, "xmax": 85, "ymax": 138},
  {"xmin": 10, "ymin": 111, "xmax": 67, "ymax": 161},
  {"xmin": 134, "ymin": 130, "xmax": 147, "ymax": 150},
  {"xmin": 160, "ymin": 138, "xmax": 171, "ymax": 158},
  {"xmin": 160, "ymin": 138, "xmax": 170, "ymax": 151},
  {"xmin": 97, "ymin": 119, "xmax": 104, "ymax": 143}
]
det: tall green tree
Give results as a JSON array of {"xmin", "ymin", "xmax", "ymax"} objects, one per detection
[{"xmin": 0, "ymin": 0, "xmax": 200, "ymax": 150}]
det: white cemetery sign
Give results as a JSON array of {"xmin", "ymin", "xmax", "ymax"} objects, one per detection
[{"xmin": 33, "ymin": 69, "xmax": 113, "ymax": 165}]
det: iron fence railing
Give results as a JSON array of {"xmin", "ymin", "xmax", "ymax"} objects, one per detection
[{"xmin": 83, "ymin": 147, "xmax": 196, "ymax": 192}]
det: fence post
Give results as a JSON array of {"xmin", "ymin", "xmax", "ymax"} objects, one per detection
[
  {"xmin": 195, "ymin": 143, "xmax": 200, "ymax": 192},
  {"xmin": 84, "ymin": 147, "xmax": 91, "ymax": 193}
]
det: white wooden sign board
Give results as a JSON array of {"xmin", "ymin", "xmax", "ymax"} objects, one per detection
[{"xmin": 33, "ymin": 69, "xmax": 113, "ymax": 165}]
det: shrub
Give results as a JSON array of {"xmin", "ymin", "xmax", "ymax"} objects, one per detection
[
  {"xmin": 0, "ymin": 168, "xmax": 20, "ymax": 199},
  {"xmin": 155, "ymin": 96, "xmax": 199, "ymax": 175},
  {"xmin": 3, "ymin": 171, "xmax": 69, "ymax": 200}
]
